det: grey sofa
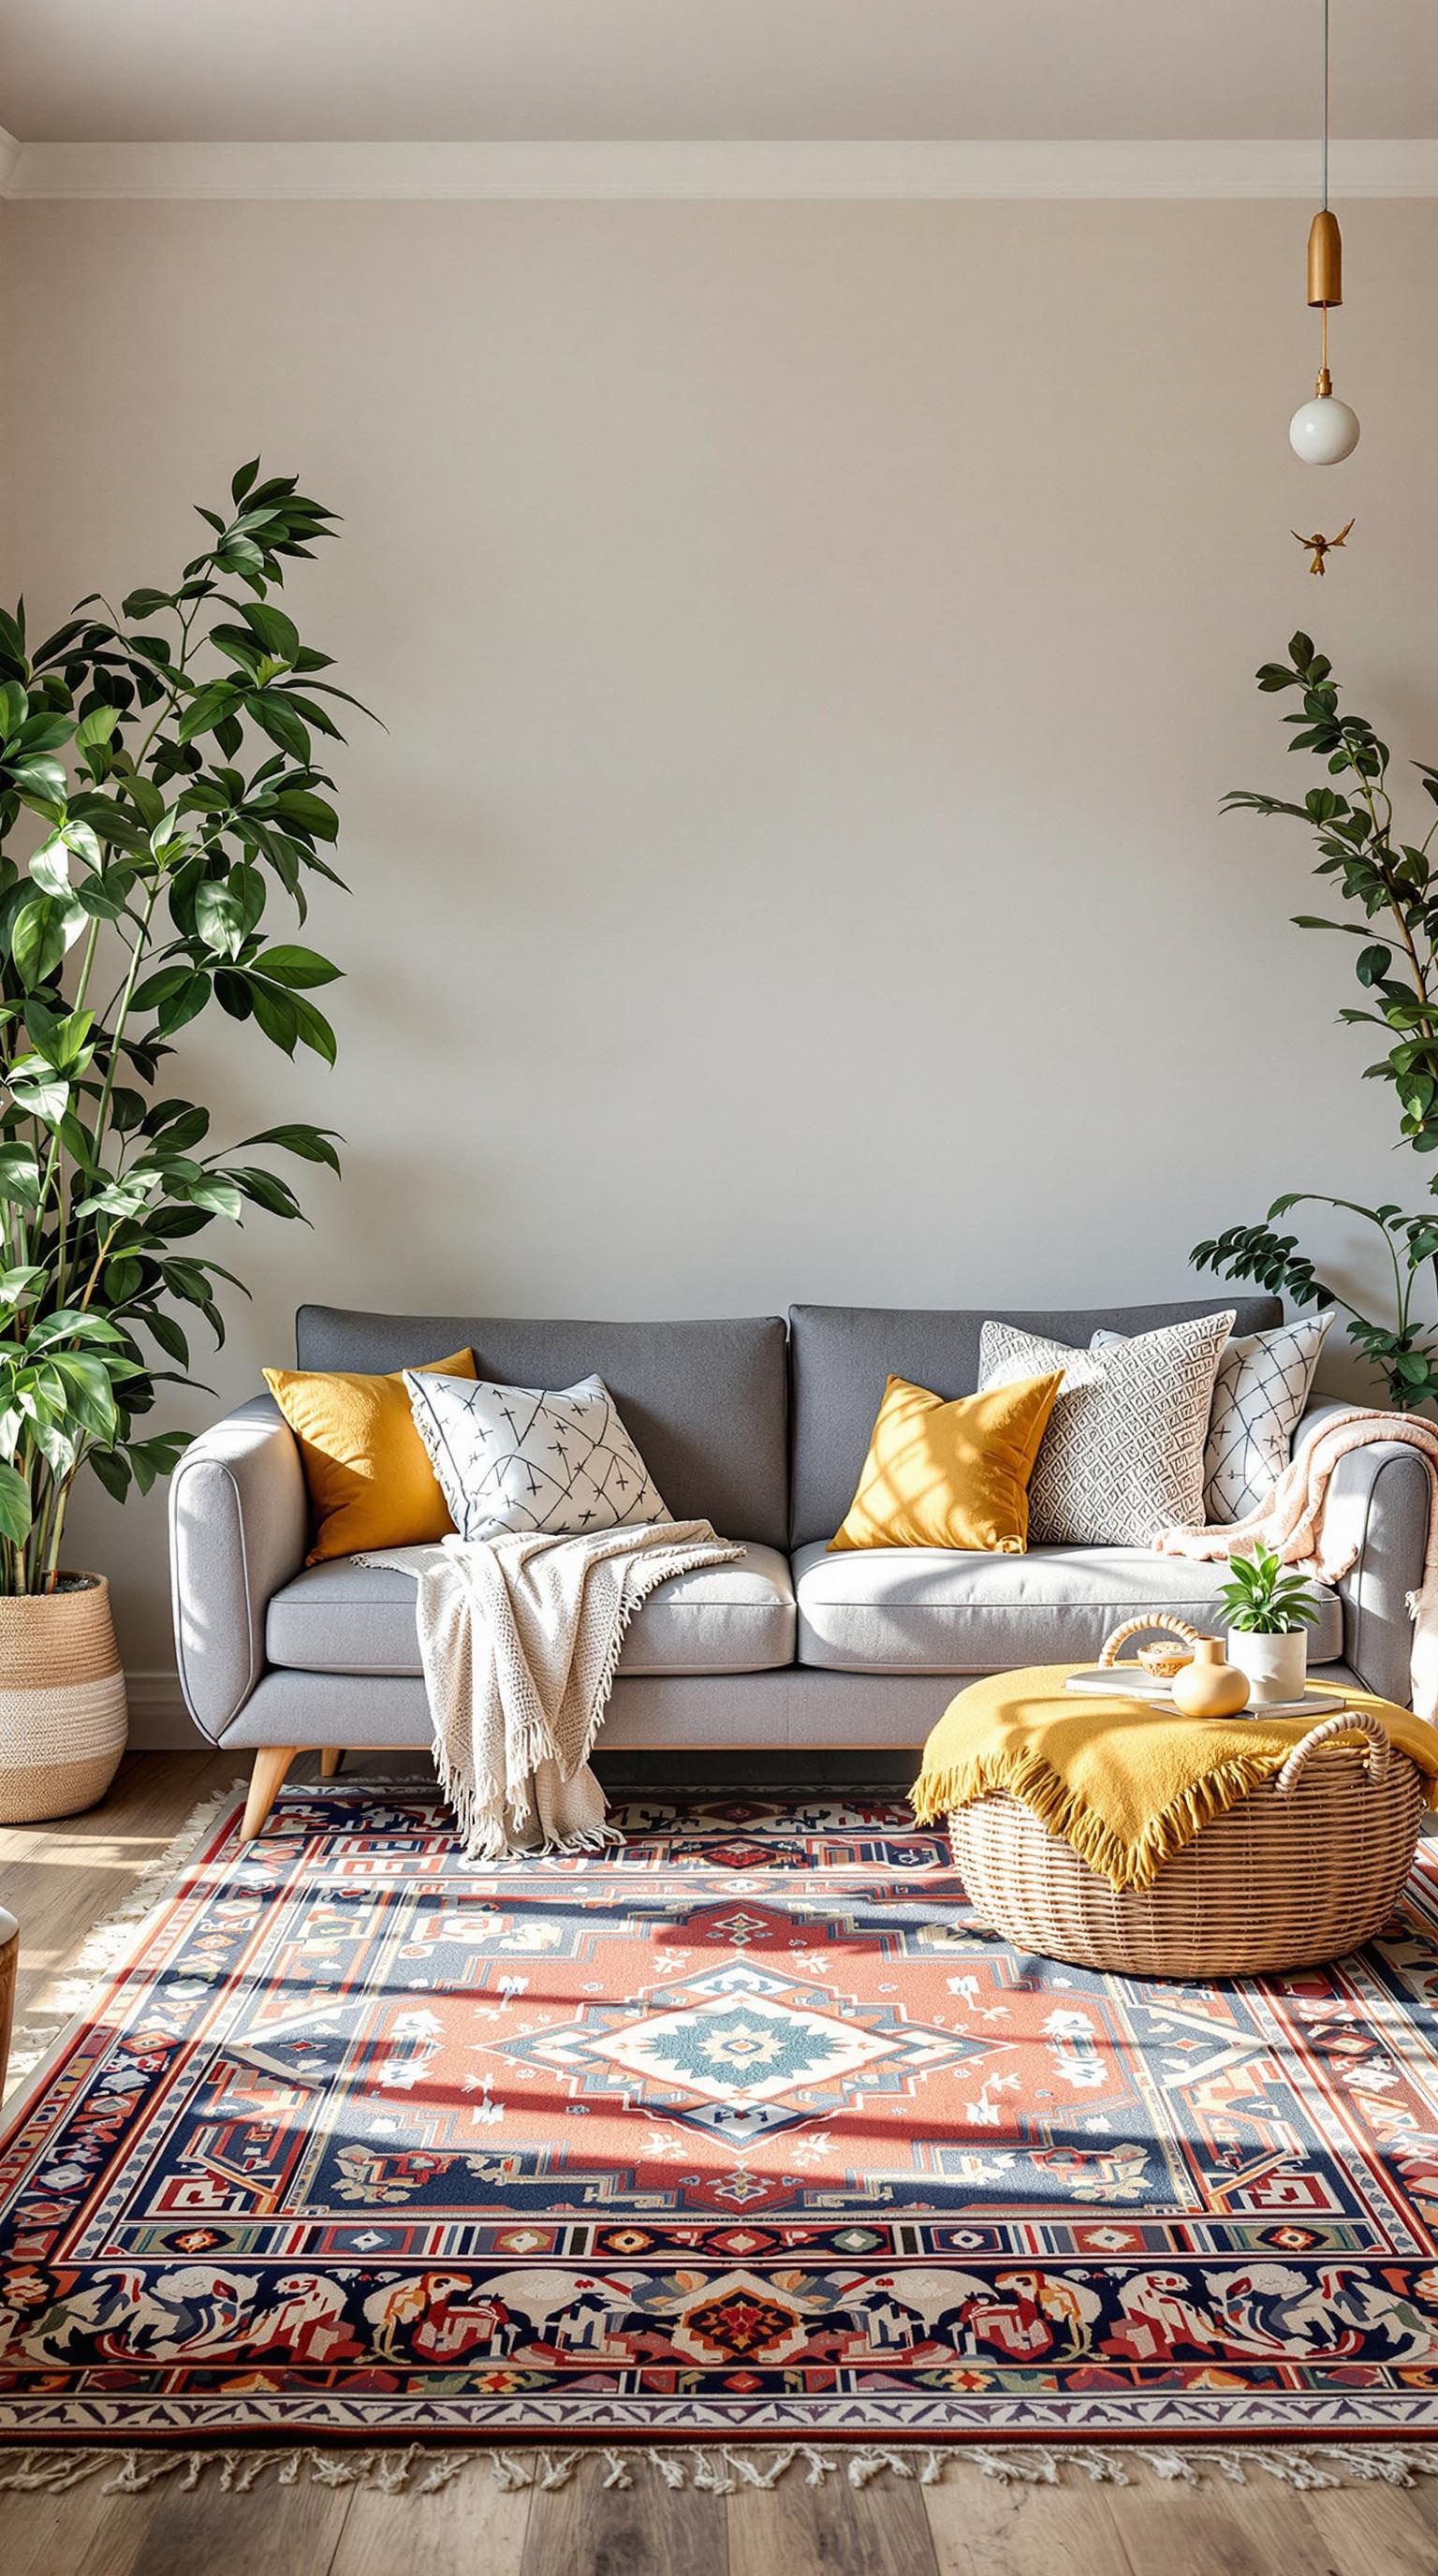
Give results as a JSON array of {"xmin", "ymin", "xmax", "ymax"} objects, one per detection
[{"xmin": 169, "ymin": 1297, "xmax": 1432, "ymax": 1837}]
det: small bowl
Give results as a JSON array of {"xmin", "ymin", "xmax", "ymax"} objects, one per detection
[{"xmin": 1137, "ymin": 1642, "xmax": 1195, "ymax": 1682}]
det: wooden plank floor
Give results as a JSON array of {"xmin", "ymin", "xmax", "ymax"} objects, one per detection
[{"xmin": 4, "ymin": 1751, "xmax": 1438, "ymax": 2574}]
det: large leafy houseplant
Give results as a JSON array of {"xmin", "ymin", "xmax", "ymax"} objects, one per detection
[
  {"xmin": 0, "ymin": 460, "xmax": 364, "ymax": 1593},
  {"xmin": 1194, "ymin": 630, "xmax": 1438, "ymax": 1410}
]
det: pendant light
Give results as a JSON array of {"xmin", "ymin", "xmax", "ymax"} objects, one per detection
[{"xmin": 1289, "ymin": 0, "xmax": 1360, "ymax": 464}]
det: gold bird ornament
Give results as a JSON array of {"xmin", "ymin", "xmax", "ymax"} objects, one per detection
[{"xmin": 1293, "ymin": 518, "xmax": 1355, "ymax": 575}]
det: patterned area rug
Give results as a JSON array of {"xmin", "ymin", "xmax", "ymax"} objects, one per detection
[{"xmin": 4, "ymin": 1782, "xmax": 1438, "ymax": 2456}]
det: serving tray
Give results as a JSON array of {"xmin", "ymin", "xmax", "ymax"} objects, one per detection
[{"xmin": 1064, "ymin": 1664, "xmax": 1348, "ymax": 1720}]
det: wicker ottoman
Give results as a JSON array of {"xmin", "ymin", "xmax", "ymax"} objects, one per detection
[{"xmin": 950, "ymin": 1708, "xmax": 1425, "ymax": 1980}]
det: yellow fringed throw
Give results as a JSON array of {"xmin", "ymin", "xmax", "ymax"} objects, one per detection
[{"xmin": 911, "ymin": 1663, "xmax": 1438, "ymax": 1894}]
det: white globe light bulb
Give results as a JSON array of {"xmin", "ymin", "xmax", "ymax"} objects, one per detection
[{"xmin": 1289, "ymin": 392, "xmax": 1361, "ymax": 464}]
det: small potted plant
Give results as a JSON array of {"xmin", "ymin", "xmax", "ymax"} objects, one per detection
[{"xmin": 1218, "ymin": 1544, "xmax": 1323, "ymax": 1707}]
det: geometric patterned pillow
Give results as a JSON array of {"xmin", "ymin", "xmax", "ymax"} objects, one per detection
[
  {"xmin": 1098, "ymin": 1310, "xmax": 1333, "ymax": 1524},
  {"xmin": 404, "ymin": 1368, "xmax": 669, "ymax": 1544},
  {"xmin": 978, "ymin": 1309, "xmax": 1234, "ymax": 1547}
]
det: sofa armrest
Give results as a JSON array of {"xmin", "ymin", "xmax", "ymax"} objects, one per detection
[
  {"xmin": 1292, "ymin": 1397, "xmax": 1431, "ymax": 1705},
  {"xmin": 169, "ymin": 1394, "xmax": 308, "ymax": 1742}
]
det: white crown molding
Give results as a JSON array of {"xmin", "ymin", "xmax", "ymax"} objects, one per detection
[{"xmin": 2, "ymin": 137, "xmax": 1437, "ymax": 203}]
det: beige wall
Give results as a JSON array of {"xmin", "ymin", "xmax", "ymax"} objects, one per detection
[{"xmin": 0, "ymin": 196, "xmax": 1435, "ymax": 1715}]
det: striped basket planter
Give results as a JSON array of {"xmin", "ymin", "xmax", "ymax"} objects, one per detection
[{"xmin": 0, "ymin": 1576, "xmax": 127, "ymax": 1824}]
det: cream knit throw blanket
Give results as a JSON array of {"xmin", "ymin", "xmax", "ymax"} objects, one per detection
[
  {"xmin": 362, "ymin": 1521, "xmax": 741, "ymax": 1859},
  {"xmin": 1156, "ymin": 1403, "xmax": 1438, "ymax": 1723}
]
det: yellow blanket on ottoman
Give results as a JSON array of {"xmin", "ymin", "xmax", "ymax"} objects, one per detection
[{"xmin": 911, "ymin": 1663, "xmax": 1438, "ymax": 1893}]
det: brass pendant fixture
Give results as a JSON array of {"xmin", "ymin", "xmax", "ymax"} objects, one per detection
[{"xmin": 1289, "ymin": 0, "xmax": 1360, "ymax": 463}]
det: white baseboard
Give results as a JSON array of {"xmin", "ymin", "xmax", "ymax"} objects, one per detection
[{"xmin": 125, "ymin": 1670, "xmax": 208, "ymax": 1750}]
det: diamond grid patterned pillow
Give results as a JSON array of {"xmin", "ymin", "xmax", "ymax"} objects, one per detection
[
  {"xmin": 404, "ymin": 1368, "xmax": 670, "ymax": 1543},
  {"xmin": 977, "ymin": 1310, "xmax": 1234, "ymax": 1547},
  {"xmin": 1094, "ymin": 1310, "xmax": 1333, "ymax": 1523}
]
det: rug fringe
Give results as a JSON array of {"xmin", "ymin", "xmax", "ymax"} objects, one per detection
[
  {"xmin": 3, "ymin": 1773, "xmax": 249, "ymax": 2100},
  {"xmin": 5, "ymin": 2439, "xmax": 1438, "ymax": 2496}
]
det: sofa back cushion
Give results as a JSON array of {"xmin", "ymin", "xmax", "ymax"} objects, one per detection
[
  {"xmin": 295, "ymin": 1309, "xmax": 789, "ymax": 1548},
  {"xmin": 788, "ymin": 1298, "xmax": 1284, "ymax": 1549}
]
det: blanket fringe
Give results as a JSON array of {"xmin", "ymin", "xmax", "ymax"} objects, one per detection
[
  {"xmin": 3, "ymin": 1774, "xmax": 249, "ymax": 2100},
  {"xmin": 910, "ymin": 1742, "xmax": 1284, "ymax": 1893},
  {"xmin": 6, "ymin": 2438, "xmax": 1438, "ymax": 2496}
]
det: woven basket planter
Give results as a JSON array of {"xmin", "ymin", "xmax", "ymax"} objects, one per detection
[
  {"xmin": 949, "ymin": 1710, "xmax": 1425, "ymax": 1981},
  {"xmin": 0, "ymin": 1575, "xmax": 127, "ymax": 1824}
]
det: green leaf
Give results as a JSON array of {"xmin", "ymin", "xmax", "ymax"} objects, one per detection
[
  {"xmin": 272, "ymin": 788, "xmax": 338, "ymax": 842},
  {"xmin": 221, "ymin": 534, "xmax": 265, "ymax": 578},
  {"xmin": 213, "ymin": 968, "xmax": 254, "ymax": 1020},
  {"xmin": 183, "ymin": 1174, "xmax": 243, "ymax": 1221},
  {"xmin": 28, "ymin": 1308, "xmax": 126, "ymax": 1350},
  {"xmin": 250, "ymin": 981, "xmax": 298, "ymax": 1054},
  {"xmin": 8, "ymin": 754, "xmax": 67, "ymax": 804},
  {"xmin": 27, "ymin": 830, "xmax": 75, "ymax": 899},
  {"xmin": 289, "ymin": 992, "xmax": 337, "ymax": 1064},
  {"xmin": 230, "ymin": 457, "xmax": 261, "ymax": 505},
  {"xmin": 25, "ymin": 1001, "xmax": 93, "ymax": 1070},
  {"xmin": 131, "ymin": 963, "xmax": 193, "ymax": 1013},
  {"xmin": 249, "ymin": 694, "xmax": 311, "ymax": 761},
  {"xmin": 10, "ymin": 896, "xmax": 67, "ymax": 988},
  {"xmin": 152, "ymin": 1102, "xmax": 209, "ymax": 1152},
  {"xmin": 9, "ymin": 901, "xmax": 60, "ymax": 988},
  {"xmin": 0, "ymin": 1456, "xmax": 32, "ymax": 1544},
  {"xmin": 252, "ymin": 944, "xmax": 341, "ymax": 989},
  {"xmin": 125, "ymin": 773, "xmax": 166, "ymax": 830},
  {"xmin": 237, "ymin": 1121, "xmax": 341, "ymax": 1174},
  {"xmin": 242, "ymin": 601, "xmax": 300, "ymax": 664},
  {"xmin": 228, "ymin": 1164, "xmax": 305, "ymax": 1221},
  {"xmin": 27, "ymin": 887, "xmax": 83, "ymax": 973},
  {"xmin": 14, "ymin": 710, "xmax": 75, "ymax": 754},
  {"xmin": 7, "ymin": 1053, "xmax": 71, "ymax": 1124},
  {"xmin": 194, "ymin": 877, "xmax": 246, "ymax": 959},
  {"xmin": 144, "ymin": 1310, "xmax": 190, "ymax": 1365},
  {"xmin": 228, "ymin": 861, "xmax": 265, "ymax": 938},
  {"xmin": 89, "ymin": 1448, "xmax": 130, "ymax": 1503},
  {"xmin": 51, "ymin": 1351, "xmax": 119, "ymax": 1441},
  {"xmin": 176, "ymin": 681, "xmax": 239, "ymax": 746},
  {"xmin": 0, "ymin": 1144, "xmax": 41, "ymax": 1208},
  {"xmin": 154, "ymin": 972, "xmax": 212, "ymax": 1036},
  {"xmin": 104, "ymin": 1257, "xmax": 145, "ymax": 1303}
]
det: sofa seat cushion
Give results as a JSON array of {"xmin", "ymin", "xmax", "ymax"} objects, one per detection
[
  {"xmin": 793, "ymin": 1541, "xmax": 1342, "ymax": 1675},
  {"xmin": 266, "ymin": 1543, "xmax": 796, "ymax": 1679}
]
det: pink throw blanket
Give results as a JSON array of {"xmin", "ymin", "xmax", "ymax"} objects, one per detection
[{"xmin": 1156, "ymin": 1404, "xmax": 1438, "ymax": 1723}]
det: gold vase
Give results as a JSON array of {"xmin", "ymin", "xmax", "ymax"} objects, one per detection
[
  {"xmin": 1169, "ymin": 1634, "xmax": 1251, "ymax": 1720},
  {"xmin": 0, "ymin": 1575, "xmax": 127, "ymax": 1822}
]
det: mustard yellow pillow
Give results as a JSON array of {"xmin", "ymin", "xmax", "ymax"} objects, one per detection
[
  {"xmin": 828, "ymin": 1370, "xmax": 1063, "ymax": 1556},
  {"xmin": 264, "ymin": 1349, "xmax": 477, "ymax": 1564}
]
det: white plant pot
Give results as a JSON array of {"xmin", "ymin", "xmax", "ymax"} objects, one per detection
[{"xmin": 1227, "ymin": 1629, "xmax": 1308, "ymax": 1709}]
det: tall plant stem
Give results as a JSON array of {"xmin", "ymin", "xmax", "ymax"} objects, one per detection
[
  {"xmin": 90, "ymin": 882, "xmax": 158, "ymax": 1178},
  {"xmin": 30, "ymin": 915, "xmax": 102, "ymax": 1291}
]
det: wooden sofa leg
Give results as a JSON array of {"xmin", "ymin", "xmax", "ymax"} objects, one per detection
[
  {"xmin": 241, "ymin": 1747, "xmax": 300, "ymax": 1842},
  {"xmin": 319, "ymin": 1748, "xmax": 344, "ymax": 1780}
]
